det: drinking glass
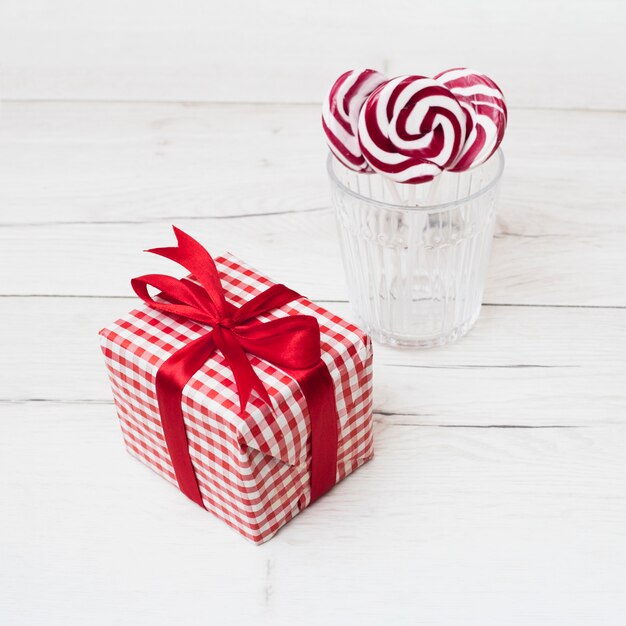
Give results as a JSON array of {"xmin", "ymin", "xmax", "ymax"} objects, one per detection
[{"xmin": 329, "ymin": 150, "xmax": 504, "ymax": 348}]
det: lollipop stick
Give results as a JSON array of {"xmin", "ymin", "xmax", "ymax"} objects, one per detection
[
  {"xmin": 425, "ymin": 174, "xmax": 443, "ymax": 206},
  {"xmin": 408, "ymin": 184, "xmax": 417, "ymax": 207},
  {"xmin": 383, "ymin": 176, "xmax": 402, "ymax": 205}
]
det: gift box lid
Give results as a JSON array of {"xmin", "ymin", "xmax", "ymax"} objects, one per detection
[{"xmin": 99, "ymin": 253, "xmax": 371, "ymax": 469}]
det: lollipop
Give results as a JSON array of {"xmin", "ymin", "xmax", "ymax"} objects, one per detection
[
  {"xmin": 434, "ymin": 68, "xmax": 507, "ymax": 171},
  {"xmin": 357, "ymin": 75, "xmax": 467, "ymax": 184},
  {"xmin": 322, "ymin": 69, "xmax": 388, "ymax": 172}
]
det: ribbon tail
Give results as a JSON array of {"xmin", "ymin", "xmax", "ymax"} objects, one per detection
[
  {"xmin": 155, "ymin": 331, "xmax": 218, "ymax": 507},
  {"xmin": 214, "ymin": 326, "xmax": 271, "ymax": 414},
  {"xmin": 147, "ymin": 227, "xmax": 228, "ymax": 317}
]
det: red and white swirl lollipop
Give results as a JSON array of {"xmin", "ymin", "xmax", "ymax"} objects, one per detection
[
  {"xmin": 357, "ymin": 75, "xmax": 467, "ymax": 184},
  {"xmin": 322, "ymin": 69, "xmax": 388, "ymax": 172},
  {"xmin": 435, "ymin": 68, "xmax": 507, "ymax": 171}
]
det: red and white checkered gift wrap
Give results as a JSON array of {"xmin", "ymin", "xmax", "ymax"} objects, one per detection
[{"xmin": 99, "ymin": 253, "xmax": 374, "ymax": 544}]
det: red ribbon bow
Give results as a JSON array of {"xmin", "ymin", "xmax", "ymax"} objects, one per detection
[{"xmin": 132, "ymin": 227, "xmax": 338, "ymax": 506}]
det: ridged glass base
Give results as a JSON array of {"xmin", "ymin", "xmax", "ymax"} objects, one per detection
[
  {"xmin": 328, "ymin": 151, "xmax": 504, "ymax": 349},
  {"xmin": 362, "ymin": 308, "xmax": 481, "ymax": 349}
]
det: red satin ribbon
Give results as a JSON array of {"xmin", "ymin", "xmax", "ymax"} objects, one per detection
[{"xmin": 131, "ymin": 227, "xmax": 338, "ymax": 506}]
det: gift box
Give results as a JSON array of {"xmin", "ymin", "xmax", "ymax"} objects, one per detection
[{"xmin": 99, "ymin": 227, "xmax": 374, "ymax": 544}]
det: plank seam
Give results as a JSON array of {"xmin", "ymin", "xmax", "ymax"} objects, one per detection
[
  {"xmin": 0, "ymin": 400, "xmax": 590, "ymax": 429},
  {"xmin": 0, "ymin": 206, "xmax": 331, "ymax": 228},
  {"xmin": 385, "ymin": 364, "xmax": 581, "ymax": 369},
  {"xmin": 1, "ymin": 99, "xmax": 625, "ymax": 114},
  {"xmin": 0, "ymin": 294, "xmax": 624, "ymax": 310}
]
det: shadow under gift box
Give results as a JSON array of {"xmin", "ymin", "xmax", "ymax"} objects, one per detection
[{"xmin": 99, "ymin": 253, "xmax": 374, "ymax": 544}]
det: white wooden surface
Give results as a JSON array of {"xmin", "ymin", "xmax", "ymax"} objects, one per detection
[
  {"xmin": 1, "ymin": 15, "xmax": 626, "ymax": 621},
  {"xmin": 1, "ymin": 1, "xmax": 625, "ymax": 109}
]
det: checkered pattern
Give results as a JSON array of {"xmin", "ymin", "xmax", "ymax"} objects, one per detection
[{"xmin": 99, "ymin": 254, "xmax": 374, "ymax": 544}]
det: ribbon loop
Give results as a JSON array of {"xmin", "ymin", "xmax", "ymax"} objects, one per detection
[
  {"xmin": 235, "ymin": 315, "xmax": 322, "ymax": 369},
  {"xmin": 131, "ymin": 274, "xmax": 217, "ymax": 325},
  {"xmin": 233, "ymin": 283, "xmax": 304, "ymax": 324}
]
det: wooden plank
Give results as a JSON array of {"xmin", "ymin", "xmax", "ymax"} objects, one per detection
[
  {"xmin": 0, "ymin": 103, "xmax": 624, "ymax": 225},
  {"xmin": 2, "ymin": 403, "xmax": 625, "ymax": 625},
  {"xmin": 0, "ymin": 102, "xmax": 329, "ymax": 223},
  {"xmin": 0, "ymin": 0, "xmax": 624, "ymax": 109},
  {"xmin": 2, "ymin": 297, "xmax": 623, "ymax": 426},
  {"xmin": 1, "ymin": 213, "xmax": 624, "ymax": 307}
]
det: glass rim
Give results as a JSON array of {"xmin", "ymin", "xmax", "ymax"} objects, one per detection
[{"xmin": 327, "ymin": 148, "xmax": 505, "ymax": 212}]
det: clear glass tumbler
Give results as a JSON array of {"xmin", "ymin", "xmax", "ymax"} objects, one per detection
[{"xmin": 329, "ymin": 150, "xmax": 504, "ymax": 348}]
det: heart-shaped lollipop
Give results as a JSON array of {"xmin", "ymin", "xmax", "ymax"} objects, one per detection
[
  {"xmin": 357, "ymin": 75, "xmax": 467, "ymax": 183},
  {"xmin": 322, "ymin": 69, "xmax": 388, "ymax": 172},
  {"xmin": 434, "ymin": 68, "xmax": 507, "ymax": 171}
]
